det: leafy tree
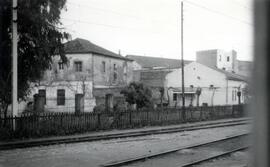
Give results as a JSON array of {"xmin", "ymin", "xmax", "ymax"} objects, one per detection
[
  {"xmin": 121, "ymin": 82, "xmax": 152, "ymax": 109},
  {"xmin": 0, "ymin": 0, "xmax": 69, "ymax": 118}
]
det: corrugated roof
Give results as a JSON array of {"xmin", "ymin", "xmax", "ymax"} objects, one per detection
[
  {"xmin": 126, "ymin": 55, "xmax": 192, "ymax": 69},
  {"xmin": 64, "ymin": 38, "xmax": 132, "ymax": 61}
]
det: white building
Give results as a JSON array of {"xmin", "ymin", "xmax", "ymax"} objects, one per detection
[
  {"xmin": 165, "ymin": 62, "xmax": 247, "ymax": 107},
  {"xmin": 196, "ymin": 49, "xmax": 238, "ymax": 73}
]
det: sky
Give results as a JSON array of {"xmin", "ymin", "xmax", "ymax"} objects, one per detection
[{"xmin": 60, "ymin": 0, "xmax": 253, "ymax": 61}]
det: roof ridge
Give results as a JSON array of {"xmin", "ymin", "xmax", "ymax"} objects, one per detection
[
  {"xmin": 126, "ymin": 55, "xmax": 193, "ymax": 61},
  {"xmin": 64, "ymin": 38, "xmax": 132, "ymax": 61}
]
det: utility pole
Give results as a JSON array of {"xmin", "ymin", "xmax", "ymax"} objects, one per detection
[
  {"xmin": 12, "ymin": 0, "xmax": 18, "ymax": 128},
  {"xmin": 181, "ymin": 1, "xmax": 186, "ymax": 120}
]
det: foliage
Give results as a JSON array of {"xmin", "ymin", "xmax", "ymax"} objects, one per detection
[
  {"xmin": 93, "ymin": 104, "xmax": 106, "ymax": 113},
  {"xmin": 242, "ymin": 84, "xmax": 251, "ymax": 103},
  {"xmin": 121, "ymin": 82, "xmax": 152, "ymax": 109},
  {"xmin": 0, "ymin": 0, "xmax": 69, "ymax": 117}
]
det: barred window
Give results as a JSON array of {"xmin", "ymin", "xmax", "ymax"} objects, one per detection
[{"xmin": 57, "ymin": 89, "xmax": 65, "ymax": 105}]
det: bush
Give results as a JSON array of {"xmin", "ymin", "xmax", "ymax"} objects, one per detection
[{"xmin": 93, "ymin": 104, "xmax": 105, "ymax": 113}]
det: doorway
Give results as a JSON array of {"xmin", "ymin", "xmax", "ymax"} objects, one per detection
[{"xmin": 75, "ymin": 94, "xmax": 84, "ymax": 113}]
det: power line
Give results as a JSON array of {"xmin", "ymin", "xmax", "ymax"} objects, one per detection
[
  {"xmin": 61, "ymin": 17, "xmax": 175, "ymax": 36},
  {"xmin": 230, "ymin": 0, "xmax": 252, "ymax": 10},
  {"xmin": 184, "ymin": 0, "xmax": 253, "ymax": 26},
  {"xmin": 66, "ymin": 2, "xmax": 140, "ymax": 19},
  {"xmin": 66, "ymin": 2, "xmax": 178, "ymax": 28}
]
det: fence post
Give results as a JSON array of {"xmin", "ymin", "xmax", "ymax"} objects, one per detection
[
  {"xmin": 147, "ymin": 110, "xmax": 149, "ymax": 125},
  {"xmin": 97, "ymin": 113, "xmax": 101, "ymax": 129},
  {"xmin": 129, "ymin": 111, "xmax": 132, "ymax": 127},
  {"xmin": 232, "ymin": 105, "xmax": 235, "ymax": 117}
]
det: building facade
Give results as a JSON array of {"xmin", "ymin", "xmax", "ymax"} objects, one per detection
[
  {"xmin": 196, "ymin": 49, "xmax": 238, "ymax": 73},
  {"xmin": 165, "ymin": 62, "xmax": 247, "ymax": 107},
  {"xmin": 20, "ymin": 38, "xmax": 133, "ymax": 113}
]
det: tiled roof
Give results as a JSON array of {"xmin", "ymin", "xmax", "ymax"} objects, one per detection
[
  {"xmin": 126, "ymin": 55, "xmax": 192, "ymax": 69},
  {"xmin": 64, "ymin": 38, "xmax": 132, "ymax": 61},
  {"xmin": 208, "ymin": 65, "xmax": 247, "ymax": 82}
]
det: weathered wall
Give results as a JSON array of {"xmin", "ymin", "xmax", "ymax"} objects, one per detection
[
  {"xmin": 92, "ymin": 54, "xmax": 133, "ymax": 86},
  {"xmin": 43, "ymin": 54, "xmax": 93, "ymax": 82},
  {"xmin": 19, "ymin": 81, "xmax": 95, "ymax": 113},
  {"xmin": 140, "ymin": 70, "xmax": 170, "ymax": 87},
  {"xmin": 196, "ymin": 50, "xmax": 218, "ymax": 68}
]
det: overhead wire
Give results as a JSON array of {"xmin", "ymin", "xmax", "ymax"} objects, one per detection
[{"xmin": 183, "ymin": 0, "xmax": 253, "ymax": 26}]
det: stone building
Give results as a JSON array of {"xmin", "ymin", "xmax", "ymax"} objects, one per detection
[{"xmin": 21, "ymin": 38, "xmax": 133, "ymax": 113}]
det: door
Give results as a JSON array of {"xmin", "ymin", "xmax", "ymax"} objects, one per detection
[
  {"xmin": 75, "ymin": 94, "xmax": 84, "ymax": 113},
  {"xmin": 105, "ymin": 94, "xmax": 113, "ymax": 112}
]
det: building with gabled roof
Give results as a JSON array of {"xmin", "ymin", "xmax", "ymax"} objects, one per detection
[
  {"xmin": 165, "ymin": 62, "xmax": 248, "ymax": 107},
  {"xmin": 19, "ymin": 38, "xmax": 133, "ymax": 113},
  {"xmin": 65, "ymin": 38, "xmax": 132, "ymax": 61}
]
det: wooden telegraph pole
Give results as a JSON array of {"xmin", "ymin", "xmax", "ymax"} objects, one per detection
[
  {"xmin": 12, "ymin": 0, "xmax": 18, "ymax": 129},
  {"xmin": 181, "ymin": 1, "xmax": 186, "ymax": 120}
]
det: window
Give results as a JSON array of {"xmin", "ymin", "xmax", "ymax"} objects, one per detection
[
  {"xmin": 232, "ymin": 90, "xmax": 234, "ymax": 101},
  {"xmin": 227, "ymin": 56, "xmax": 230, "ymax": 62},
  {"xmin": 102, "ymin": 61, "xmax": 106, "ymax": 72},
  {"xmin": 57, "ymin": 89, "xmax": 65, "ymax": 105},
  {"xmin": 113, "ymin": 72, "xmax": 117, "ymax": 82},
  {"xmin": 190, "ymin": 85, "xmax": 194, "ymax": 88},
  {"xmin": 38, "ymin": 89, "xmax": 46, "ymax": 104},
  {"xmin": 74, "ymin": 61, "xmax": 82, "ymax": 72},
  {"xmin": 123, "ymin": 62, "xmax": 127, "ymax": 74},
  {"xmin": 113, "ymin": 64, "xmax": 117, "ymax": 71},
  {"xmin": 173, "ymin": 93, "xmax": 177, "ymax": 101},
  {"xmin": 58, "ymin": 62, "xmax": 64, "ymax": 70},
  {"xmin": 219, "ymin": 55, "xmax": 222, "ymax": 61}
]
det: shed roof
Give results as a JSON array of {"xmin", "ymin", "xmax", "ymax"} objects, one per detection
[{"xmin": 64, "ymin": 38, "xmax": 132, "ymax": 61}]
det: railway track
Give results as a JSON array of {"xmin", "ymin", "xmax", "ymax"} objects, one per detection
[
  {"xmin": 102, "ymin": 133, "xmax": 250, "ymax": 167},
  {"xmin": 0, "ymin": 118, "xmax": 250, "ymax": 150}
]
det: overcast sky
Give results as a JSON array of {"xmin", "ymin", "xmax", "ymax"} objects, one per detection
[{"xmin": 60, "ymin": 0, "xmax": 253, "ymax": 61}]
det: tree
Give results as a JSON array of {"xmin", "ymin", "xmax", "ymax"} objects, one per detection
[
  {"xmin": 0, "ymin": 0, "xmax": 69, "ymax": 118},
  {"xmin": 121, "ymin": 82, "xmax": 152, "ymax": 109},
  {"xmin": 242, "ymin": 84, "xmax": 251, "ymax": 104}
]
